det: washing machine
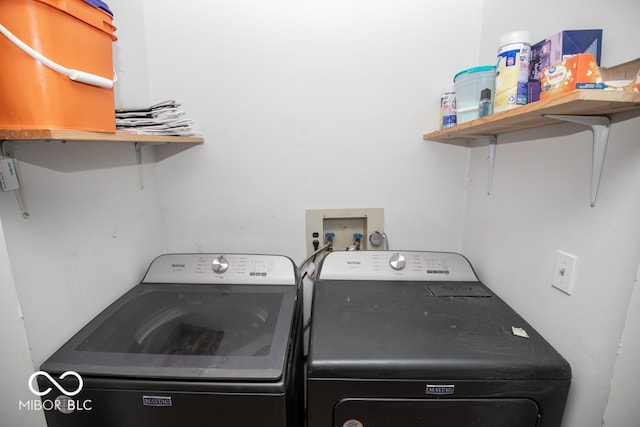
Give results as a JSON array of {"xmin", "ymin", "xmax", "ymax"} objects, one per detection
[
  {"xmin": 38, "ymin": 253, "xmax": 304, "ymax": 427},
  {"xmin": 307, "ymin": 250, "xmax": 571, "ymax": 427}
]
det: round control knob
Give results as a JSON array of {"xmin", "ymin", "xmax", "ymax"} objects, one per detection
[
  {"xmin": 389, "ymin": 253, "xmax": 406, "ymax": 271},
  {"xmin": 212, "ymin": 255, "xmax": 230, "ymax": 274}
]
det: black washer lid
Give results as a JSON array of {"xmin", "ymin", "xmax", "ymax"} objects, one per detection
[
  {"xmin": 42, "ymin": 254, "xmax": 299, "ymax": 382},
  {"xmin": 42, "ymin": 283, "xmax": 298, "ymax": 381}
]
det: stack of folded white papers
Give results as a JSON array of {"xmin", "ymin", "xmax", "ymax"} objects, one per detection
[{"xmin": 115, "ymin": 100, "xmax": 202, "ymax": 136}]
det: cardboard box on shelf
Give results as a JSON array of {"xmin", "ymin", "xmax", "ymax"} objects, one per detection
[
  {"xmin": 540, "ymin": 53, "xmax": 602, "ymax": 100},
  {"xmin": 599, "ymin": 57, "xmax": 640, "ymax": 93},
  {"xmin": 529, "ymin": 29, "xmax": 602, "ymax": 102},
  {"xmin": 540, "ymin": 55, "xmax": 640, "ymax": 100}
]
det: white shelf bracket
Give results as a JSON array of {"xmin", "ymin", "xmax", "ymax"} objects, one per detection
[
  {"xmin": 545, "ymin": 114, "xmax": 611, "ymax": 207},
  {"xmin": 467, "ymin": 135, "xmax": 498, "ymax": 194},
  {"xmin": 0, "ymin": 140, "xmax": 29, "ymax": 218},
  {"xmin": 134, "ymin": 142, "xmax": 144, "ymax": 190}
]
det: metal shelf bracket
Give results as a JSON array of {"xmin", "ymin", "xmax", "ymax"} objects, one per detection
[
  {"xmin": 467, "ymin": 135, "xmax": 498, "ymax": 194},
  {"xmin": 0, "ymin": 140, "xmax": 29, "ymax": 218},
  {"xmin": 545, "ymin": 114, "xmax": 611, "ymax": 207},
  {"xmin": 134, "ymin": 142, "xmax": 144, "ymax": 190}
]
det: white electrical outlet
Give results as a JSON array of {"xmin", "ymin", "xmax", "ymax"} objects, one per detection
[
  {"xmin": 552, "ymin": 251, "xmax": 577, "ymax": 295},
  {"xmin": 305, "ymin": 208, "xmax": 384, "ymax": 256}
]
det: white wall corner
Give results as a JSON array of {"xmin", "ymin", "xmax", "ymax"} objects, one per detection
[
  {"xmin": 0, "ymin": 219, "xmax": 47, "ymax": 427},
  {"xmin": 603, "ymin": 263, "xmax": 640, "ymax": 426}
]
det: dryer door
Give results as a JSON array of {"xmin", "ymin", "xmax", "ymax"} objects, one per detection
[{"xmin": 334, "ymin": 398, "xmax": 539, "ymax": 427}]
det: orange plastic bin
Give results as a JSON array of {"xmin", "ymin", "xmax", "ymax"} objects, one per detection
[{"xmin": 0, "ymin": 0, "xmax": 117, "ymax": 132}]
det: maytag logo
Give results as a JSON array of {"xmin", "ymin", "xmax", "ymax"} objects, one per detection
[
  {"xmin": 143, "ymin": 396, "xmax": 172, "ymax": 407},
  {"xmin": 426, "ymin": 384, "xmax": 455, "ymax": 395}
]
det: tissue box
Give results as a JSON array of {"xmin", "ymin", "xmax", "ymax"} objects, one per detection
[
  {"xmin": 529, "ymin": 29, "xmax": 602, "ymax": 102},
  {"xmin": 540, "ymin": 54, "xmax": 602, "ymax": 100}
]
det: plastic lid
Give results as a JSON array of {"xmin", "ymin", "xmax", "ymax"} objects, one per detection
[
  {"xmin": 453, "ymin": 65, "xmax": 496, "ymax": 83},
  {"xmin": 498, "ymin": 30, "xmax": 531, "ymax": 47},
  {"xmin": 83, "ymin": 0, "xmax": 113, "ymax": 16}
]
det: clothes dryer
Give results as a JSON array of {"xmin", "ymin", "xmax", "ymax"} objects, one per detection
[{"xmin": 307, "ymin": 251, "xmax": 571, "ymax": 427}]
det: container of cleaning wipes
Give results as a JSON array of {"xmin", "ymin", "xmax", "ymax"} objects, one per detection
[
  {"xmin": 453, "ymin": 66, "xmax": 496, "ymax": 124},
  {"xmin": 0, "ymin": 0, "xmax": 117, "ymax": 131},
  {"xmin": 439, "ymin": 88, "xmax": 456, "ymax": 128},
  {"xmin": 495, "ymin": 30, "xmax": 531, "ymax": 113}
]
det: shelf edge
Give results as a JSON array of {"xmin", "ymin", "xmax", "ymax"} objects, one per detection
[
  {"xmin": 0, "ymin": 129, "xmax": 204, "ymax": 144},
  {"xmin": 423, "ymin": 90, "xmax": 640, "ymax": 143}
]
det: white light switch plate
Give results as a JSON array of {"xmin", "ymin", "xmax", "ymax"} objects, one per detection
[{"xmin": 552, "ymin": 251, "xmax": 577, "ymax": 295}]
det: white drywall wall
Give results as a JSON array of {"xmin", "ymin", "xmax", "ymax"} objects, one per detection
[
  {"xmin": 603, "ymin": 264, "xmax": 640, "ymax": 426},
  {"xmin": 0, "ymin": 216, "xmax": 46, "ymax": 427},
  {"xmin": 140, "ymin": 0, "xmax": 479, "ymax": 259}
]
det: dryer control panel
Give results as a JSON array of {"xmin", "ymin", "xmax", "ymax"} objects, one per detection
[
  {"xmin": 318, "ymin": 251, "xmax": 478, "ymax": 282},
  {"xmin": 142, "ymin": 253, "xmax": 297, "ymax": 285}
]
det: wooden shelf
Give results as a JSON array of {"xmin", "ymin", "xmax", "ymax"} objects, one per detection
[
  {"xmin": 423, "ymin": 89, "xmax": 640, "ymax": 207},
  {"xmin": 423, "ymin": 90, "xmax": 640, "ymax": 147},
  {"xmin": 0, "ymin": 128, "xmax": 204, "ymax": 144},
  {"xmin": 0, "ymin": 129, "xmax": 204, "ymax": 218}
]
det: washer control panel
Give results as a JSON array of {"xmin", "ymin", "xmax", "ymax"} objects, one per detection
[
  {"xmin": 142, "ymin": 253, "xmax": 297, "ymax": 285},
  {"xmin": 318, "ymin": 251, "xmax": 478, "ymax": 282}
]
